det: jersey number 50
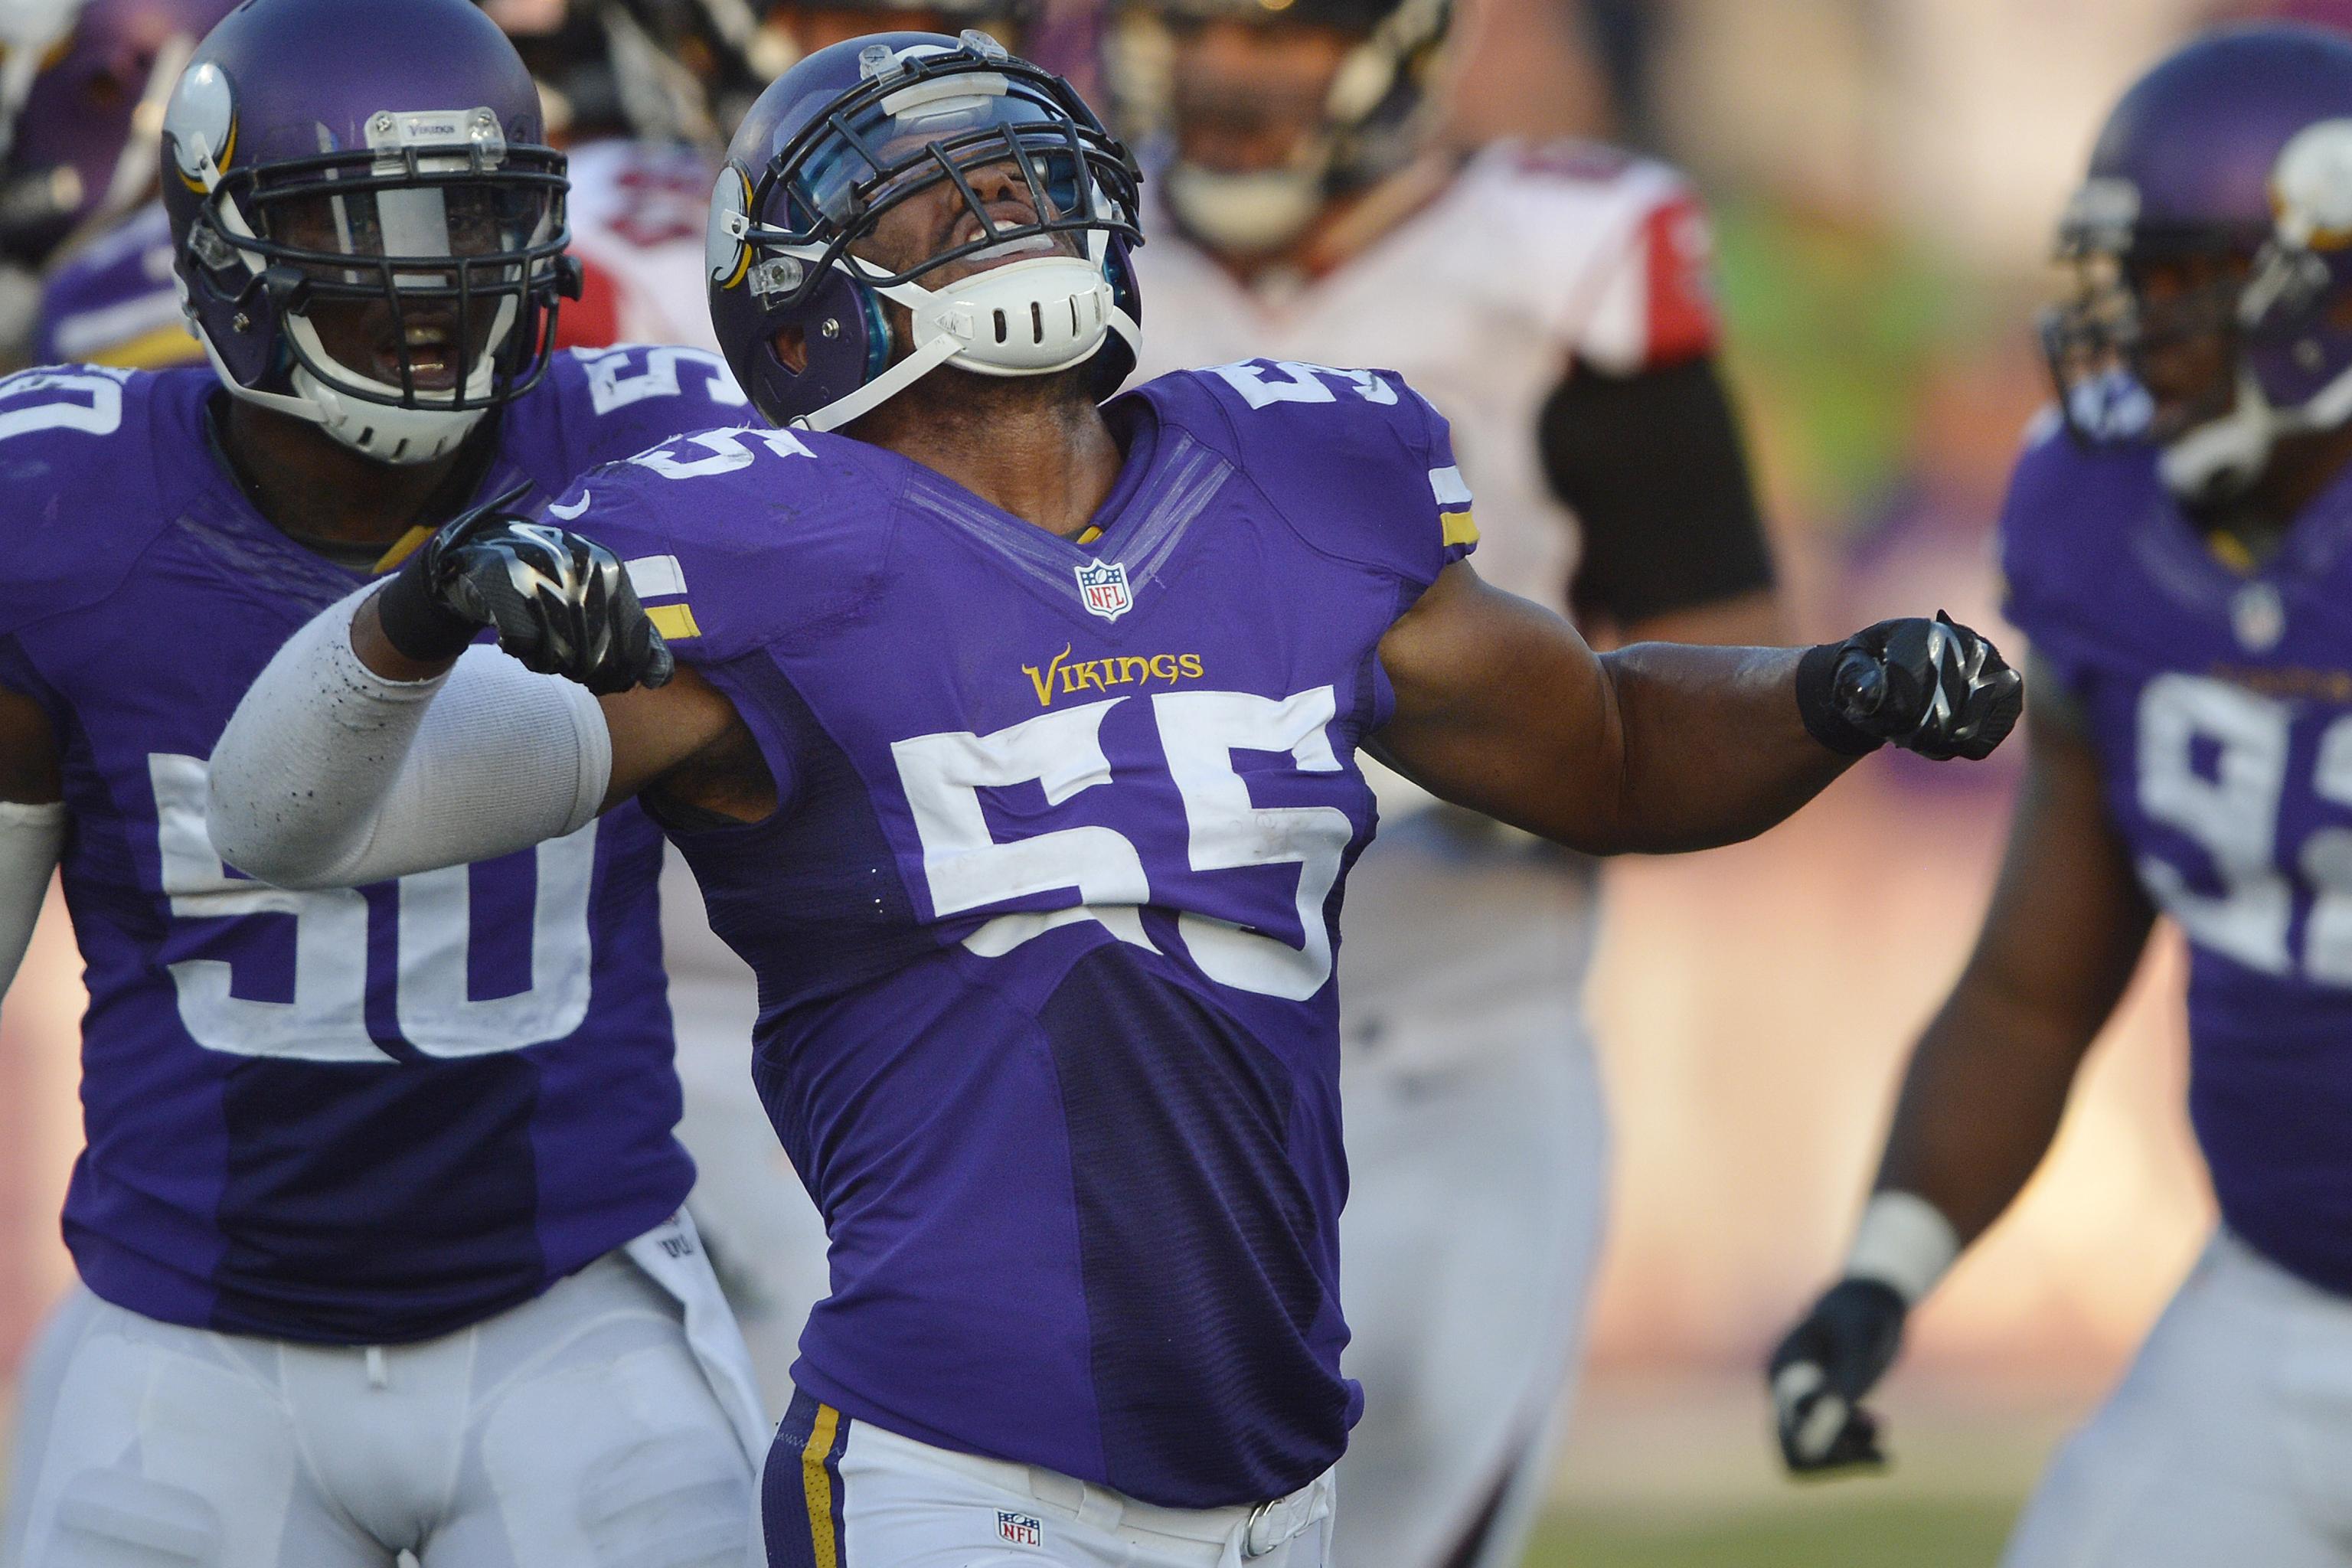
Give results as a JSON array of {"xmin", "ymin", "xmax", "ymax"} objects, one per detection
[{"xmin": 148, "ymin": 754, "xmax": 599, "ymax": 1062}]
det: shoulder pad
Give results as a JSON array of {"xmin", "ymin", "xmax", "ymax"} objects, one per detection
[
  {"xmin": 1996, "ymin": 412, "xmax": 2161, "ymax": 682},
  {"xmin": 509, "ymin": 345, "xmax": 756, "ymax": 485},
  {"xmin": 0, "ymin": 365, "xmax": 177, "ymax": 635},
  {"xmin": 1148, "ymin": 361, "xmax": 1475, "ymax": 590},
  {"xmin": 537, "ymin": 423, "xmax": 892, "ymax": 664}
]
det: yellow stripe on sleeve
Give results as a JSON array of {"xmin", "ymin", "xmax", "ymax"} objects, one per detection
[
  {"xmin": 802, "ymin": 1403, "xmax": 841, "ymax": 1568},
  {"xmin": 1440, "ymin": 509, "xmax": 1479, "ymax": 547},
  {"xmin": 370, "ymin": 526, "xmax": 436, "ymax": 576},
  {"xmin": 645, "ymin": 603, "xmax": 702, "ymax": 641},
  {"xmin": 85, "ymin": 322, "xmax": 203, "ymax": 370}
]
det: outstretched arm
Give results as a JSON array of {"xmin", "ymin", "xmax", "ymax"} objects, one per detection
[
  {"xmin": 209, "ymin": 509, "xmax": 752, "ymax": 889},
  {"xmin": 1370, "ymin": 562, "xmax": 2020, "ymax": 854},
  {"xmin": 1767, "ymin": 671, "xmax": 2156, "ymax": 1475}
]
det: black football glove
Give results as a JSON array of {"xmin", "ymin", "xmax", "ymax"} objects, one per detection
[
  {"xmin": 1798, "ymin": 612, "xmax": 2022, "ymax": 761},
  {"xmin": 374, "ymin": 485, "xmax": 673, "ymax": 696},
  {"xmin": 1766, "ymin": 1277, "xmax": 1909, "ymax": 1476}
]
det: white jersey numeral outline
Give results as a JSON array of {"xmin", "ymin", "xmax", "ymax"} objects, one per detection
[
  {"xmin": 890, "ymin": 686, "xmax": 1350, "ymax": 999},
  {"xmin": 2134, "ymin": 672, "xmax": 2352, "ymax": 982},
  {"xmin": 150, "ymin": 753, "xmax": 601, "ymax": 1062}
]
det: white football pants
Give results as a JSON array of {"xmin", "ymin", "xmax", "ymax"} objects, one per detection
[
  {"xmin": 1, "ymin": 1217, "xmax": 768, "ymax": 1568},
  {"xmin": 763, "ymin": 1392, "xmax": 1333, "ymax": 1568},
  {"xmin": 2004, "ymin": 1229, "xmax": 2352, "ymax": 1567},
  {"xmin": 1331, "ymin": 812, "xmax": 1609, "ymax": 1568}
]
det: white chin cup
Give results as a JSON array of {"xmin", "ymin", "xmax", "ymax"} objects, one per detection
[
  {"xmin": 799, "ymin": 251, "xmax": 1137, "ymax": 434},
  {"xmin": 2160, "ymin": 370, "xmax": 2278, "ymax": 504},
  {"xmin": 891, "ymin": 253, "xmax": 1119, "ymax": 377},
  {"xmin": 204, "ymin": 297, "xmax": 521, "ymax": 466},
  {"xmin": 1164, "ymin": 162, "xmax": 1324, "ymax": 256}
]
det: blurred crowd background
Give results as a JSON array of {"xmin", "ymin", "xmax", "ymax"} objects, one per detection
[{"xmin": 0, "ymin": 0, "xmax": 2322, "ymax": 1560}]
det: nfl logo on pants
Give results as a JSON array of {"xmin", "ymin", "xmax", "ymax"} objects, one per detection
[
  {"xmin": 1074, "ymin": 560, "xmax": 1132, "ymax": 622},
  {"xmin": 998, "ymin": 1511, "xmax": 1045, "ymax": 1547}
]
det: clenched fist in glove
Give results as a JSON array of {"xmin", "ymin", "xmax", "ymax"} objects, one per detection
[
  {"xmin": 372, "ymin": 486, "xmax": 674, "ymax": 695},
  {"xmin": 1797, "ymin": 612, "xmax": 2022, "ymax": 761},
  {"xmin": 1768, "ymin": 1277, "xmax": 1909, "ymax": 1474}
]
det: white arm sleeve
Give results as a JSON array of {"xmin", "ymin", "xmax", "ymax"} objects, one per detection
[
  {"xmin": 0, "ymin": 799, "xmax": 64, "ymax": 997},
  {"xmin": 207, "ymin": 586, "xmax": 612, "ymax": 890}
]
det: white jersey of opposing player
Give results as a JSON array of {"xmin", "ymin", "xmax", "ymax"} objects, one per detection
[
  {"xmin": 1131, "ymin": 139, "xmax": 1726, "ymax": 1568},
  {"xmin": 565, "ymin": 137, "xmax": 724, "ymax": 354},
  {"xmin": 1133, "ymin": 137, "xmax": 1720, "ymax": 1079},
  {"xmin": 1133, "ymin": 138, "xmax": 1720, "ymax": 617}
]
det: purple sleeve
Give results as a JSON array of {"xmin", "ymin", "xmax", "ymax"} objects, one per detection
[
  {"xmin": 1176, "ymin": 363, "xmax": 1477, "ymax": 591},
  {"xmin": 542, "ymin": 345, "xmax": 757, "ymax": 473}
]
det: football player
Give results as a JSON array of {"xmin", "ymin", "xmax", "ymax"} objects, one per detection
[
  {"xmin": 0, "ymin": 0, "xmax": 236, "ymax": 366},
  {"xmin": 1105, "ymin": 4, "xmax": 1781, "ymax": 1563},
  {"xmin": 0, "ymin": 1, "xmax": 772, "ymax": 1563},
  {"xmin": 1769, "ymin": 25, "xmax": 2352, "ymax": 1567},
  {"xmin": 205, "ymin": 31, "xmax": 2019, "ymax": 1568}
]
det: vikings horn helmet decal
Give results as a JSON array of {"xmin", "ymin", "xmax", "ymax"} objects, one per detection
[
  {"xmin": 161, "ymin": 0, "xmax": 576, "ymax": 465},
  {"xmin": 2043, "ymin": 24, "xmax": 2352, "ymax": 501},
  {"xmin": 705, "ymin": 30, "xmax": 1144, "ymax": 433}
]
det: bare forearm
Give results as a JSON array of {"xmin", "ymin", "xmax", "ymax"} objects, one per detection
[
  {"xmin": 1592, "ymin": 641, "xmax": 1854, "ymax": 853},
  {"xmin": 1868, "ymin": 684, "xmax": 2152, "ymax": 1246},
  {"xmin": 1873, "ymin": 979, "xmax": 2094, "ymax": 1247}
]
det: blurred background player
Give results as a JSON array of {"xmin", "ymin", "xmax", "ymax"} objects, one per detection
[
  {"xmin": 0, "ymin": 0, "xmax": 236, "ymax": 368},
  {"xmin": 1104, "ymin": 3, "xmax": 1780, "ymax": 1564},
  {"xmin": 0, "ymin": 0, "xmax": 771, "ymax": 1560},
  {"xmin": 481, "ymin": 0, "xmax": 781, "ymax": 349},
  {"xmin": 1770, "ymin": 24, "xmax": 2352, "ymax": 1567}
]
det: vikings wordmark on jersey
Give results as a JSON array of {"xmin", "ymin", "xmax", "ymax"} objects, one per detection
[
  {"xmin": 554, "ymin": 358, "xmax": 1475, "ymax": 1510},
  {"xmin": 0, "ymin": 345, "xmax": 746, "ymax": 1343}
]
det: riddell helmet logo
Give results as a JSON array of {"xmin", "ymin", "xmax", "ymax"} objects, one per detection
[{"xmin": 1075, "ymin": 560, "xmax": 1132, "ymax": 621}]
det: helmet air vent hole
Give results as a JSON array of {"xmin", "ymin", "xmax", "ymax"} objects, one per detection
[
  {"xmin": 993, "ymin": 309, "xmax": 1008, "ymax": 343},
  {"xmin": 1069, "ymin": 298, "xmax": 1081, "ymax": 333},
  {"xmin": 1031, "ymin": 301, "xmax": 1043, "ymax": 341}
]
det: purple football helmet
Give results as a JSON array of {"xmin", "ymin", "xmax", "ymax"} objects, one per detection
[
  {"xmin": 162, "ymin": 0, "xmax": 576, "ymax": 465},
  {"xmin": 0, "ymin": 0, "xmax": 237, "ymax": 265},
  {"xmin": 704, "ymin": 29, "xmax": 1142, "ymax": 432},
  {"xmin": 2043, "ymin": 24, "xmax": 2352, "ymax": 501}
]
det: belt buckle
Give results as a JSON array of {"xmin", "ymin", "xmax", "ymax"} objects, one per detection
[{"xmin": 1241, "ymin": 1498, "xmax": 1280, "ymax": 1560}]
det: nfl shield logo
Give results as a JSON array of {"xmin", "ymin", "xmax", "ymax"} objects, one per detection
[
  {"xmin": 1074, "ymin": 559, "xmax": 1132, "ymax": 622},
  {"xmin": 998, "ymin": 1511, "xmax": 1044, "ymax": 1547}
]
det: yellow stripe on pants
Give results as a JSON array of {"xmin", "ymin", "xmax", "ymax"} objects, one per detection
[{"xmin": 803, "ymin": 1403, "xmax": 841, "ymax": 1568}]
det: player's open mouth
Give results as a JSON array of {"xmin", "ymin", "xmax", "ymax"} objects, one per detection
[{"xmin": 379, "ymin": 322, "xmax": 461, "ymax": 393}]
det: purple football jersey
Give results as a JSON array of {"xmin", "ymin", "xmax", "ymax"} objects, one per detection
[
  {"xmin": 33, "ymin": 202, "xmax": 193, "ymax": 369},
  {"xmin": 0, "ymin": 345, "xmax": 750, "ymax": 1343},
  {"xmin": 2002, "ymin": 414, "xmax": 2352, "ymax": 1295},
  {"xmin": 556, "ymin": 360, "xmax": 1476, "ymax": 1508}
]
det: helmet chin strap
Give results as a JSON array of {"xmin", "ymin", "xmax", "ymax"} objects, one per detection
[
  {"xmin": 795, "ymin": 251, "xmax": 1139, "ymax": 433},
  {"xmin": 2160, "ymin": 356, "xmax": 2352, "ymax": 504},
  {"xmin": 2161, "ymin": 371, "xmax": 2278, "ymax": 503},
  {"xmin": 190, "ymin": 301, "xmax": 512, "ymax": 467}
]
